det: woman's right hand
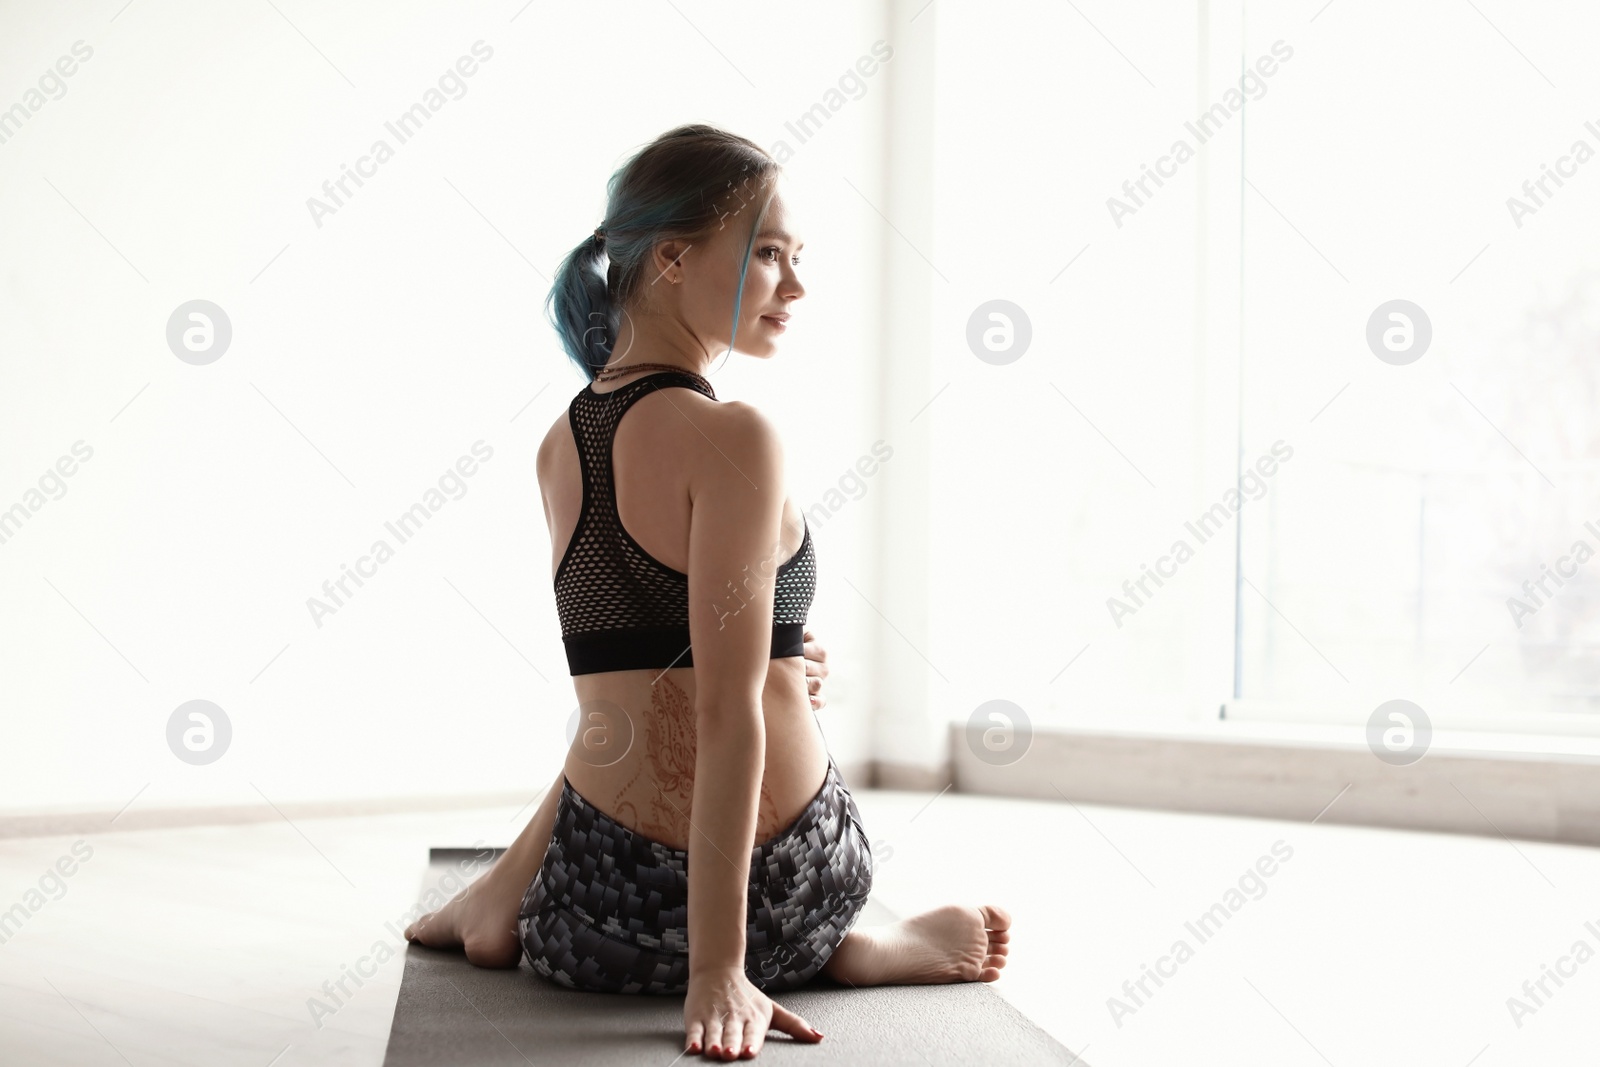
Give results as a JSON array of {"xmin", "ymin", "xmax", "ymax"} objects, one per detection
[
  {"xmin": 802, "ymin": 627, "xmax": 829, "ymax": 711},
  {"xmin": 684, "ymin": 965, "xmax": 823, "ymax": 1059}
]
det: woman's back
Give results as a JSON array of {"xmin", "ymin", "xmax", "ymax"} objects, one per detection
[{"xmin": 537, "ymin": 372, "xmax": 827, "ymax": 852}]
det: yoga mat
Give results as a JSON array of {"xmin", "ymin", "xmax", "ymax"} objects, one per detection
[{"xmin": 382, "ymin": 848, "xmax": 1088, "ymax": 1066}]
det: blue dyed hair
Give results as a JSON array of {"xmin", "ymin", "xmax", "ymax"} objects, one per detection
[{"xmin": 546, "ymin": 124, "xmax": 780, "ymax": 382}]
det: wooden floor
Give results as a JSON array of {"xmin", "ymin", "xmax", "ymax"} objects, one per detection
[{"xmin": 2, "ymin": 783, "xmax": 1598, "ymax": 1065}]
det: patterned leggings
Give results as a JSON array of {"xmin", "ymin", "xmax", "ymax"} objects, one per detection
[{"xmin": 517, "ymin": 754, "xmax": 873, "ymax": 994}]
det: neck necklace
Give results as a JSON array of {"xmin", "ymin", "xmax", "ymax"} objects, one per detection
[{"xmin": 592, "ymin": 361, "xmax": 716, "ymax": 400}]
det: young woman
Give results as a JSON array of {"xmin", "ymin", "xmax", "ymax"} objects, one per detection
[{"xmin": 406, "ymin": 124, "xmax": 1010, "ymax": 1061}]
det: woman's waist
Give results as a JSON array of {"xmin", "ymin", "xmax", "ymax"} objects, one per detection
[
  {"xmin": 543, "ymin": 750, "xmax": 864, "ymax": 898},
  {"xmin": 560, "ymin": 718, "xmax": 830, "ymax": 849},
  {"xmin": 565, "ymin": 660, "xmax": 814, "ymax": 763}
]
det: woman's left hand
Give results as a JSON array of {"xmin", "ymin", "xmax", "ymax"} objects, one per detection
[{"xmin": 802, "ymin": 627, "xmax": 829, "ymax": 710}]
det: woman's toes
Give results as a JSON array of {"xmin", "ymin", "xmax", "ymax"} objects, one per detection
[
  {"xmin": 405, "ymin": 908, "xmax": 449, "ymax": 947},
  {"xmin": 397, "ymin": 884, "xmax": 526, "ymax": 968},
  {"xmin": 404, "ymin": 909, "xmax": 437, "ymax": 941}
]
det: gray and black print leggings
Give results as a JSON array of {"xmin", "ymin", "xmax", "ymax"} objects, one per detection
[{"xmin": 517, "ymin": 753, "xmax": 873, "ymax": 994}]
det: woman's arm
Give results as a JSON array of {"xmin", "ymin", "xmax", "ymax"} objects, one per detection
[
  {"xmin": 680, "ymin": 401, "xmax": 818, "ymax": 1056},
  {"xmin": 684, "ymin": 402, "xmax": 782, "ymax": 972}
]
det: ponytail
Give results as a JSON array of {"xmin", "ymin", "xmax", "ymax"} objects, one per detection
[{"xmin": 546, "ymin": 229, "xmax": 615, "ymax": 379}]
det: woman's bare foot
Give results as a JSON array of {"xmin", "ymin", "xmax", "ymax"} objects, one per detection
[
  {"xmin": 403, "ymin": 871, "xmax": 525, "ymax": 969},
  {"xmin": 821, "ymin": 904, "xmax": 1011, "ymax": 986}
]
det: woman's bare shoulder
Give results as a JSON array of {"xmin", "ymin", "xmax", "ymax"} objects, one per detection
[
  {"xmin": 688, "ymin": 398, "xmax": 784, "ymax": 474},
  {"xmin": 535, "ymin": 409, "xmax": 568, "ymax": 488},
  {"xmin": 532, "ymin": 386, "xmax": 779, "ymax": 489},
  {"xmin": 619, "ymin": 387, "xmax": 782, "ymax": 470}
]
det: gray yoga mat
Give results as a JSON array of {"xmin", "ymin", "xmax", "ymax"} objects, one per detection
[{"xmin": 382, "ymin": 848, "xmax": 1087, "ymax": 1066}]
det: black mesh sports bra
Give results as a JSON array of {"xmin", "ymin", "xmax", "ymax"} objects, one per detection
[{"xmin": 553, "ymin": 370, "xmax": 817, "ymax": 676}]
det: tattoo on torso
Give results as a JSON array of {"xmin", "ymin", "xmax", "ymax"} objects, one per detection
[{"xmin": 610, "ymin": 674, "xmax": 780, "ymax": 849}]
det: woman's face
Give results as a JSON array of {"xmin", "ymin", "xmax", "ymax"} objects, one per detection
[{"xmin": 676, "ymin": 184, "xmax": 806, "ymax": 359}]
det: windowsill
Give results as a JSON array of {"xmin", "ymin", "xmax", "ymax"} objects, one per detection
[
  {"xmin": 953, "ymin": 716, "xmax": 1600, "ymax": 846},
  {"xmin": 1035, "ymin": 715, "xmax": 1600, "ymax": 763}
]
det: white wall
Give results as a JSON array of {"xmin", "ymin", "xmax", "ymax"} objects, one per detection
[{"xmin": 0, "ymin": 0, "xmax": 890, "ymax": 812}]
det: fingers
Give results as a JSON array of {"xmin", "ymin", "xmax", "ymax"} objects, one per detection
[
  {"xmin": 687, "ymin": 975, "xmax": 810, "ymax": 1059},
  {"xmin": 805, "ymin": 671, "xmax": 827, "ymax": 712},
  {"xmin": 768, "ymin": 1002, "xmax": 823, "ymax": 1044},
  {"xmin": 801, "ymin": 630, "xmax": 828, "ymax": 668},
  {"xmin": 703, "ymin": 1014, "xmax": 726, "ymax": 1059},
  {"xmin": 801, "ymin": 627, "xmax": 830, "ymax": 715},
  {"xmin": 739, "ymin": 1021, "xmax": 762, "ymax": 1059},
  {"xmin": 723, "ymin": 1019, "xmax": 747, "ymax": 1060},
  {"xmin": 685, "ymin": 1019, "xmax": 704, "ymax": 1055}
]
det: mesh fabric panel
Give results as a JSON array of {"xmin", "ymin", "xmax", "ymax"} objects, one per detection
[{"xmin": 554, "ymin": 371, "xmax": 816, "ymax": 675}]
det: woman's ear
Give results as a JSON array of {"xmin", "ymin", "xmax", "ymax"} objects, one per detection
[{"xmin": 651, "ymin": 237, "xmax": 693, "ymax": 280}]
